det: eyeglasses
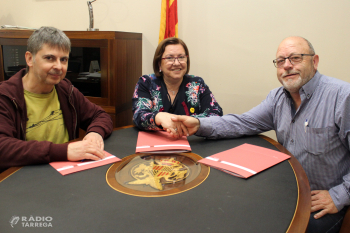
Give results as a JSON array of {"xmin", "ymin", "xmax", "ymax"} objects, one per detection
[
  {"xmin": 273, "ymin": 54, "xmax": 314, "ymax": 68},
  {"xmin": 162, "ymin": 55, "xmax": 188, "ymax": 64}
]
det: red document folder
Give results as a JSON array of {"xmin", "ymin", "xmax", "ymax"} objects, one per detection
[
  {"xmin": 136, "ymin": 131, "xmax": 191, "ymax": 153},
  {"xmin": 49, "ymin": 151, "xmax": 121, "ymax": 175},
  {"xmin": 198, "ymin": 143, "xmax": 290, "ymax": 178}
]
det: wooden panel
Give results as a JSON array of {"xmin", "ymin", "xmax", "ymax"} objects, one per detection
[
  {"xmin": 127, "ymin": 39, "xmax": 142, "ymax": 105},
  {"xmin": 70, "ymin": 39, "xmax": 107, "ymax": 48},
  {"xmin": 108, "ymin": 39, "xmax": 116, "ymax": 107},
  {"xmin": 101, "ymin": 105, "xmax": 115, "ymax": 114},
  {"xmin": 0, "ymin": 38, "xmax": 28, "ymax": 46},
  {"xmin": 115, "ymin": 110, "xmax": 133, "ymax": 128},
  {"xmin": 0, "ymin": 44, "xmax": 4, "ymax": 82},
  {"xmin": 64, "ymin": 31, "xmax": 142, "ymax": 40},
  {"xmin": 65, "ymin": 31, "xmax": 117, "ymax": 40},
  {"xmin": 100, "ymin": 47, "xmax": 109, "ymax": 100},
  {"xmin": 113, "ymin": 36, "xmax": 142, "ymax": 127},
  {"xmin": 116, "ymin": 39, "xmax": 127, "ymax": 107},
  {"xmin": 86, "ymin": 96, "xmax": 109, "ymax": 106},
  {"xmin": 0, "ymin": 38, "xmax": 29, "ymax": 81},
  {"xmin": 114, "ymin": 38, "xmax": 128, "ymax": 127},
  {"xmin": 0, "ymin": 30, "xmax": 33, "ymax": 38},
  {"xmin": 113, "ymin": 31, "xmax": 143, "ymax": 40}
]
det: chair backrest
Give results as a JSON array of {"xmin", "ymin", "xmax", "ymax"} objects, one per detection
[{"xmin": 339, "ymin": 206, "xmax": 350, "ymax": 233}]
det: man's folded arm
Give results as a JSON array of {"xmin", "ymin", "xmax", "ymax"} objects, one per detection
[
  {"xmin": 72, "ymin": 87, "xmax": 113, "ymax": 139},
  {"xmin": 0, "ymin": 136, "xmax": 68, "ymax": 171}
]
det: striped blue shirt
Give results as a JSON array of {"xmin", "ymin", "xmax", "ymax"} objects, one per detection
[{"xmin": 196, "ymin": 71, "xmax": 350, "ymax": 211}]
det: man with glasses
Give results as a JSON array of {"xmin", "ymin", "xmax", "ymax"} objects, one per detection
[{"xmin": 170, "ymin": 36, "xmax": 350, "ymax": 233}]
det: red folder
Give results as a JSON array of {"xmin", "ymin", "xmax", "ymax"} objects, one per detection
[
  {"xmin": 136, "ymin": 131, "xmax": 191, "ymax": 153},
  {"xmin": 49, "ymin": 151, "xmax": 121, "ymax": 175},
  {"xmin": 198, "ymin": 143, "xmax": 290, "ymax": 178}
]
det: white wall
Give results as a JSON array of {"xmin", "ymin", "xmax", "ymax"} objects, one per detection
[{"xmin": 1, "ymin": 0, "xmax": 350, "ymax": 139}]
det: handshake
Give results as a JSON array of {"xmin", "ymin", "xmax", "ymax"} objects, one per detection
[{"xmin": 154, "ymin": 112, "xmax": 201, "ymax": 138}]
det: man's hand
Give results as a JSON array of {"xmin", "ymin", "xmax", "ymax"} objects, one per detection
[
  {"xmin": 168, "ymin": 115, "xmax": 200, "ymax": 138},
  {"xmin": 311, "ymin": 190, "xmax": 339, "ymax": 219},
  {"xmin": 83, "ymin": 132, "xmax": 104, "ymax": 150},
  {"xmin": 67, "ymin": 135, "xmax": 106, "ymax": 161},
  {"xmin": 155, "ymin": 112, "xmax": 189, "ymax": 137}
]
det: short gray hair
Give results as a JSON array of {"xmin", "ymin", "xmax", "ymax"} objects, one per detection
[
  {"xmin": 27, "ymin": 26, "xmax": 71, "ymax": 55},
  {"xmin": 302, "ymin": 37, "xmax": 315, "ymax": 54},
  {"xmin": 26, "ymin": 26, "xmax": 71, "ymax": 72}
]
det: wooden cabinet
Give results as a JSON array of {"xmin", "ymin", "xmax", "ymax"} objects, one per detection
[{"xmin": 0, "ymin": 30, "xmax": 142, "ymax": 128}]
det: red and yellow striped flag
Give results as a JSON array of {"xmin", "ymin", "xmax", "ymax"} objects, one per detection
[{"xmin": 158, "ymin": 0, "xmax": 178, "ymax": 44}]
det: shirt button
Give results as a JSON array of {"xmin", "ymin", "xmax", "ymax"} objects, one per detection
[
  {"xmin": 292, "ymin": 120, "xmax": 295, "ymax": 123},
  {"xmin": 307, "ymin": 94, "xmax": 310, "ymax": 98},
  {"xmin": 291, "ymin": 139, "xmax": 294, "ymax": 143}
]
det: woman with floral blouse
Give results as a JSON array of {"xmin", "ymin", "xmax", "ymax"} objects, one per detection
[{"xmin": 132, "ymin": 37, "xmax": 222, "ymax": 136}]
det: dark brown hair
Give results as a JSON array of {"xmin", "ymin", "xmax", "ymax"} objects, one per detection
[{"xmin": 153, "ymin": 37, "xmax": 190, "ymax": 78}]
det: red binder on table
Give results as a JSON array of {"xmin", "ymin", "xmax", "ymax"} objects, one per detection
[
  {"xmin": 198, "ymin": 143, "xmax": 290, "ymax": 178},
  {"xmin": 136, "ymin": 131, "xmax": 191, "ymax": 153},
  {"xmin": 49, "ymin": 151, "xmax": 121, "ymax": 175}
]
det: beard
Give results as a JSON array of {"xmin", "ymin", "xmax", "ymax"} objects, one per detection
[
  {"xmin": 281, "ymin": 74, "xmax": 303, "ymax": 93},
  {"xmin": 280, "ymin": 70, "xmax": 313, "ymax": 94}
]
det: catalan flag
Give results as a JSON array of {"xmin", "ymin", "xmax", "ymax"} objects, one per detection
[{"xmin": 158, "ymin": 0, "xmax": 178, "ymax": 44}]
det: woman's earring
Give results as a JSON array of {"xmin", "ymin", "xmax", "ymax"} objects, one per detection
[{"xmin": 159, "ymin": 69, "xmax": 162, "ymax": 72}]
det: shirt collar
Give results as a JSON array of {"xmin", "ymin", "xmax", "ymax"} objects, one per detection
[
  {"xmin": 299, "ymin": 71, "xmax": 321, "ymax": 99},
  {"xmin": 282, "ymin": 71, "xmax": 321, "ymax": 99}
]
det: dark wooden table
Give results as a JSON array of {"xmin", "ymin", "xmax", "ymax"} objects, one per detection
[{"xmin": 0, "ymin": 127, "xmax": 310, "ymax": 233}]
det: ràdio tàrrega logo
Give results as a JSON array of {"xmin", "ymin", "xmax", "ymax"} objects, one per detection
[{"xmin": 9, "ymin": 215, "xmax": 53, "ymax": 228}]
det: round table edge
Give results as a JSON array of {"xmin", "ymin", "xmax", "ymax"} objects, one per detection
[{"xmin": 259, "ymin": 135, "xmax": 311, "ymax": 233}]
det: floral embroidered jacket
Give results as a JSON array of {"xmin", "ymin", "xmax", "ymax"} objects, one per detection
[{"xmin": 132, "ymin": 74, "xmax": 223, "ymax": 130}]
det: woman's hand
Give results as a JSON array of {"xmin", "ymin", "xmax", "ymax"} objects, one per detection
[
  {"xmin": 155, "ymin": 112, "xmax": 189, "ymax": 137},
  {"xmin": 169, "ymin": 116, "xmax": 200, "ymax": 138}
]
